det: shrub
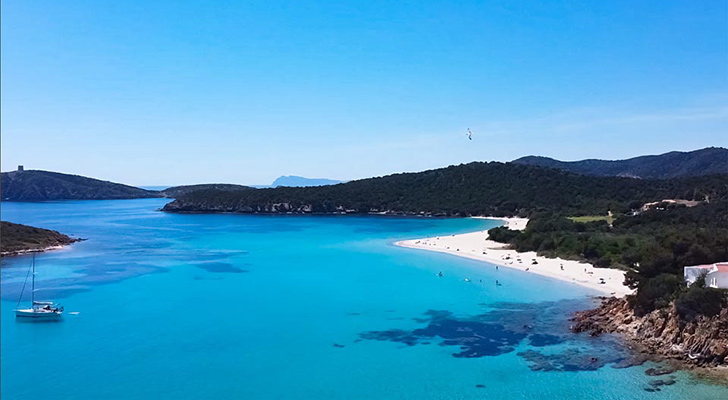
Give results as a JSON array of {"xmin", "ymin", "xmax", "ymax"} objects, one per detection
[
  {"xmin": 675, "ymin": 275, "xmax": 727, "ymax": 321},
  {"xmin": 487, "ymin": 226, "xmax": 521, "ymax": 243},
  {"xmin": 629, "ymin": 273, "xmax": 682, "ymax": 316},
  {"xmin": 675, "ymin": 287, "xmax": 726, "ymax": 321}
]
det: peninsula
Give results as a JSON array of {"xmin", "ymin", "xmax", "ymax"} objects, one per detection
[{"xmin": 0, "ymin": 221, "xmax": 83, "ymax": 256}]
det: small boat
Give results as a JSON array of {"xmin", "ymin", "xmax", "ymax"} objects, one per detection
[{"xmin": 14, "ymin": 254, "xmax": 63, "ymax": 320}]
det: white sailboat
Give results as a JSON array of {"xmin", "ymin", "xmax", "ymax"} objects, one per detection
[{"xmin": 15, "ymin": 254, "xmax": 63, "ymax": 320}]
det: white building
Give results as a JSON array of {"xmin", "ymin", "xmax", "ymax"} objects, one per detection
[{"xmin": 684, "ymin": 262, "xmax": 728, "ymax": 289}]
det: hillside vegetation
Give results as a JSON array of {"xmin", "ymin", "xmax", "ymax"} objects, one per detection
[
  {"xmin": 489, "ymin": 201, "xmax": 728, "ymax": 319},
  {"xmin": 161, "ymin": 184, "xmax": 251, "ymax": 198},
  {"xmin": 1, "ymin": 170, "xmax": 160, "ymax": 201},
  {"xmin": 512, "ymin": 147, "xmax": 728, "ymax": 179},
  {"xmin": 1, "ymin": 221, "xmax": 82, "ymax": 255},
  {"xmin": 162, "ymin": 162, "xmax": 727, "ymax": 216}
]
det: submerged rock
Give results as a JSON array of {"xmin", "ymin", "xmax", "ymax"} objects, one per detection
[
  {"xmin": 360, "ymin": 309, "xmax": 527, "ymax": 357},
  {"xmin": 648, "ymin": 377, "xmax": 677, "ymax": 387},
  {"xmin": 645, "ymin": 366, "xmax": 676, "ymax": 376},
  {"xmin": 360, "ymin": 300, "xmax": 630, "ymax": 370}
]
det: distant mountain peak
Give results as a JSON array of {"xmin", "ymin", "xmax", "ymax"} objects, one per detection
[
  {"xmin": 511, "ymin": 147, "xmax": 728, "ymax": 179},
  {"xmin": 271, "ymin": 175, "xmax": 341, "ymax": 187}
]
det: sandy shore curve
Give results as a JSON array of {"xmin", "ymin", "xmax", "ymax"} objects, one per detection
[{"xmin": 395, "ymin": 217, "xmax": 633, "ymax": 297}]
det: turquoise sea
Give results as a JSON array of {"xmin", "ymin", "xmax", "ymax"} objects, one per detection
[{"xmin": 2, "ymin": 199, "xmax": 727, "ymax": 399}]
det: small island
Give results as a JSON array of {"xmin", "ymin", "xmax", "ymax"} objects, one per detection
[{"xmin": 1, "ymin": 221, "xmax": 83, "ymax": 256}]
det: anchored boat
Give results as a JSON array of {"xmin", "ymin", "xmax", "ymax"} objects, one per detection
[{"xmin": 15, "ymin": 254, "xmax": 63, "ymax": 320}]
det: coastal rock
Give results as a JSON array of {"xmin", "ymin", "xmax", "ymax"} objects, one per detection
[{"xmin": 571, "ymin": 297, "xmax": 728, "ymax": 369}]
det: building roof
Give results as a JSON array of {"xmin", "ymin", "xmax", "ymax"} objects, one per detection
[{"xmin": 685, "ymin": 262, "xmax": 728, "ymax": 273}]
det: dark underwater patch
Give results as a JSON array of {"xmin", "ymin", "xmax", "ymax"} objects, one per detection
[
  {"xmin": 32, "ymin": 285, "xmax": 92, "ymax": 298},
  {"xmin": 517, "ymin": 349, "xmax": 618, "ymax": 372},
  {"xmin": 3, "ymin": 262, "xmax": 169, "ymax": 300},
  {"xmin": 642, "ymin": 376, "xmax": 677, "ymax": 393},
  {"xmin": 195, "ymin": 262, "xmax": 248, "ymax": 273},
  {"xmin": 360, "ymin": 309, "xmax": 528, "ymax": 358},
  {"xmin": 359, "ymin": 299, "xmax": 642, "ymax": 373},
  {"xmin": 528, "ymin": 334, "xmax": 564, "ymax": 347},
  {"xmin": 649, "ymin": 377, "xmax": 676, "ymax": 387},
  {"xmin": 517, "ymin": 344, "xmax": 648, "ymax": 373},
  {"xmin": 645, "ymin": 366, "xmax": 676, "ymax": 376}
]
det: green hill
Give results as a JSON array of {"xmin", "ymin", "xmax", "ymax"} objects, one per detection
[
  {"xmin": 0, "ymin": 221, "xmax": 82, "ymax": 255},
  {"xmin": 1, "ymin": 169, "xmax": 161, "ymax": 201},
  {"xmin": 511, "ymin": 147, "xmax": 728, "ymax": 179},
  {"xmin": 161, "ymin": 183, "xmax": 252, "ymax": 198},
  {"xmin": 162, "ymin": 162, "xmax": 728, "ymax": 216}
]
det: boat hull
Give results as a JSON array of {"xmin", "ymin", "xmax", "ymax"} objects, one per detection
[{"xmin": 15, "ymin": 309, "xmax": 63, "ymax": 320}]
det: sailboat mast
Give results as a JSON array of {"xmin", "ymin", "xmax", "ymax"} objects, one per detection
[{"xmin": 31, "ymin": 254, "xmax": 35, "ymax": 304}]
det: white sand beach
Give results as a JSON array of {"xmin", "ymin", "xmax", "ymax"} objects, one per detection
[{"xmin": 395, "ymin": 217, "xmax": 633, "ymax": 297}]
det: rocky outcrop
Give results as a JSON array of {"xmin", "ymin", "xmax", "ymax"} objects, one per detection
[{"xmin": 572, "ymin": 297, "xmax": 728, "ymax": 367}]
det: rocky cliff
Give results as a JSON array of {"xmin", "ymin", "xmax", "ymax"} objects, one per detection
[{"xmin": 572, "ymin": 297, "xmax": 728, "ymax": 367}]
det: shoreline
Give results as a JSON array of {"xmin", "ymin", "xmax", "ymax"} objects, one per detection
[
  {"xmin": 395, "ymin": 217, "xmax": 633, "ymax": 297},
  {"xmin": 572, "ymin": 296, "xmax": 728, "ymax": 382},
  {"xmin": 1, "ymin": 241, "xmax": 83, "ymax": 258}
]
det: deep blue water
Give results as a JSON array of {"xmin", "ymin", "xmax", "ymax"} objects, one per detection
[{"xmin": 2, "ymin": 199, "xmax": 726, "ymax": 399}]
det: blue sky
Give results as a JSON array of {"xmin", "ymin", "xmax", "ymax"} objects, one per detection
[{"xmin": 2, "ymin": 1, "xmax": 726, "ymax": 185}]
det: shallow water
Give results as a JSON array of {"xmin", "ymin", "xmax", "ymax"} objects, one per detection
[{"xmin": 2, "ymin": 199, "xmax": 726, "ymax": 399}]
